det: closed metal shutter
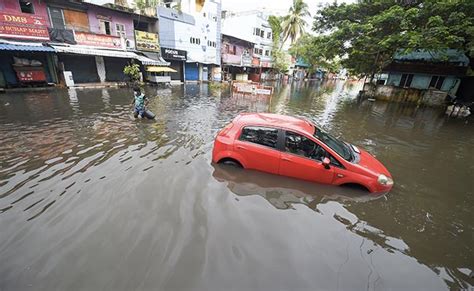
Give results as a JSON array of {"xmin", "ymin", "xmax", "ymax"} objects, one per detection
[
  {"xmin": 60, "ymin": 55, "xmax": 99, "ymax": 83},
  {"xmin": 104, "ymin": 57, "xmax": 130, "ymax": 82},
  {"xmin": 185, "ymin": 63, "xmax": 199, "ymax": 81}
]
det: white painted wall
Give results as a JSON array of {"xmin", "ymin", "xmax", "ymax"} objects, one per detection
[
  {"xmin": 158, "ymin": 0, "xmax": 221, "ymax": 65},
  {"xmin": 222, "ymin": 10, "xmax": 273, "ymax": 63}
]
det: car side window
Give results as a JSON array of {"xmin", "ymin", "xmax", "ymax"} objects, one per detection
[
  {"xmin": 285, "ymin": 131, "xmax": 344, "ymax": 167},
  {"xmin": 240, "ymin": 126, "xmax": 278, "ymax": 148},
  {"xmin": 285, "ymin": 131, "xmax": 326, "ymax": 160}
]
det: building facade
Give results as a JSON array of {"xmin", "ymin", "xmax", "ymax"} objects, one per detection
[
  {"xmin": 0, "ymin": 0, "xmax": 167, "ymax": 88},
  {"xmin": 221, "ymin": 10, "xmax": 273, "ymax": 82},
  {"xmin": 375, "ymin": 50, "xmax": 470, "ymax": 105},
  {"xmin": 221, "ymin": 34, "xmax": 253, "ymax": 81},
  {"xmin": 0, "ymin": 0, "xmax": 57, "ymax": 87},
  {"xmin": 158, "ymin": 0, "xmax": 221, "ymax": 82}
]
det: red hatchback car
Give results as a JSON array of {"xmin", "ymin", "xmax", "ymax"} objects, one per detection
[{"xmin": 212, "ymin": 113, "xmax": 394, "ymax": 193}]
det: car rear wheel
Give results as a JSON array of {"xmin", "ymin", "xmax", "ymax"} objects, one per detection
[{"xmin": 218, "ymin": 158, "xmax": 243, "ymax": 168}]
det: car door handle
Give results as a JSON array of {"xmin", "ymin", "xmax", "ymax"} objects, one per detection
[
  {"xmin": 236, "ymin": 145, "xmax": 246, "ymax": 150},
  {"xmin": 282, "ymin": 157, "xmax": 292, "ymax": 162}
]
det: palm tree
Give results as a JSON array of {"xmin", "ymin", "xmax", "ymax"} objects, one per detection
[
  {"xmin": 268, "ymin": 15, "xmax": 283, "ymax": 46},
  {"xmin": 281, "ymin": 0, "xmax": 310, "ymax": 45}
]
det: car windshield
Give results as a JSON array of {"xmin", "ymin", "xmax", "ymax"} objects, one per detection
[{"xmin": 313, "ymin": 128, "xmax": 353, "ymax": 161}]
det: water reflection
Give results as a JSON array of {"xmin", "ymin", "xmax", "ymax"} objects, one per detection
[
  {"xmin": 212, "ymin": 163, "xmax": 381, "ymax": 209},
  {"xmin": 0, "ymin": 81, "xmax": 472, "ymax": 290}
]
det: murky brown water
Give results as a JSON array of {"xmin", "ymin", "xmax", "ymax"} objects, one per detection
[{"xmin": 0, "ymin": 81, "xmax": 473, "ymax": 290}]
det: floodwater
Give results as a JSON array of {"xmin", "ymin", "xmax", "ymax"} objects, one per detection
[{"xmin": 0, "ymin": 81, "xmax": 473, "ymax": 290}]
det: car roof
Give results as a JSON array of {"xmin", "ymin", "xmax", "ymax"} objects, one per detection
[{"xmin": 235, "ymin": 113, "xmax": 315, "ymax": 135}]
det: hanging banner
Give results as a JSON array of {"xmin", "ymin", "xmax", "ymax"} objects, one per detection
[
  {"xmin": 74, "ymin": 31, "xmax": 122, "ymax": 48},
  {"xmin": 0, "ymin": 12, "xmax": 49, "ymax": 40},
  {"xmin": 135, "ymin": 30, "xmax": 160, "ymax": 52}
]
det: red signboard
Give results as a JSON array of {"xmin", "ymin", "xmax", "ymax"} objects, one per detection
[
  {"xmin": 0, "ymin": 12, "xmax": 49, "ymax": 40},
  {"xmin": 74, "ymin": 32, "xmax": 122, "ymax": 49},
  {"xmin": 14, "ymin": 67, "xmax": 46, "ymax": 82}
]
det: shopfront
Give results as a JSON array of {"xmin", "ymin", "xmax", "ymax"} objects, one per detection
[
  {"xmin": 0, "ymin": 11, "xmax": 58, "ymax": 88},
  {"xmin": 161, "ymin": 47, "xmax": 186, "ymax": 82},
  {"xmin": 185, "ymin": 62, "xmax": 199, "ymax": 81},
  {"xmin": 248, "ymin": 57, "xmax": 261, "ymax": 82},
  {"xmin": 0, "ymin": 42, "xmax": 57, "ymax": 88}
]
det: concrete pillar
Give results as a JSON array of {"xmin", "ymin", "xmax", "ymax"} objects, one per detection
[
  {"xmin": 182, "ymin": 61, "xmax": 186, "ymax": 82},
  {"xmin": 95, "ymin": 56, "xmax": 106, "ymax": 83},
  {"xmin": 198, "ymin": 63, "xmax": 202, "ymax": 81}
]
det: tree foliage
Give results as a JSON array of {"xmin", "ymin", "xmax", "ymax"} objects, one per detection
[
  {"xmin": 289, "ymin": 34, "xmax": 341, "ymax": 73},
  {"xmin": 305, "ymin": 0, "xmax": 474, "ymax": 76},
  {"xmin": 281, "ymin": 0, "xmax": 310, "ymax": 45},
  {"xmin": 134, "ymin": 0, "xmax": 160, "ymax": 13},
  {"xmin": 123, "ymin": 63, "xmax": 141, "ymax": 82},
  {"xmin": 268, "ymin": 15, "xmax": 283, "ymax": 47},
  {"xmin": 268, "ymin": 15, "xmax": 290, "ymax": 74},
  {"xmin": 271, "ymin": 49, "xmax": 290, "ymax": 74}
]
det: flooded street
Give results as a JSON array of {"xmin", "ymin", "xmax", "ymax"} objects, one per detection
[{"xmin": 0, "ymin": 81, "xmax": 473, "ymax": 290}]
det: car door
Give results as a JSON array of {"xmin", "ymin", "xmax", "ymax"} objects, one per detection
[
  {"xmin": 234, "ymin": 126, "xmax": 280, "ymax": 174},
  {"xmin": 279, "ymin": 130, "xmax": 334, "ymax": 184}
]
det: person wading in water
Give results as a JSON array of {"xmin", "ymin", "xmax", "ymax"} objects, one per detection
[{"xmin": 131, "ymin": 87, "xmax": 148, "ymax": 118}]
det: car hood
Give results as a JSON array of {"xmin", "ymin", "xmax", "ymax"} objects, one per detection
[{"xmin": 357, "ymin": 148, "xmax": 391, "ymax": 177}]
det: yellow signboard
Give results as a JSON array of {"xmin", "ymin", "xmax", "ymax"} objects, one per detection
[{"xmin": 135, "ymin": 30, "xmax": 160, "ymax": 52}]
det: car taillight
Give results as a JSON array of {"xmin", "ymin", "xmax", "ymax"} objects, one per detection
[{"xmin": 219, "ymin": 122, "xmax": 234, "ymax": 136}]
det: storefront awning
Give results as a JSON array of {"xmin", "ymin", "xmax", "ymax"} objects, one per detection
[
  {"xmin": 0, "ymin": 43, "xmax": 55, "ymax": 52},
  {"xmin": 51, "ymin": 45, "xmax": 170, "ymax": 66},
  {"xmin": 135, "ymin": 54, "xmax": 169, "ymax": 66},
  {"xmin": 146, "ymin": 66, "xmax": 177, "ymax": 73},
  {"xmin": 51, "ymin": 45, "xmax": 138, "ymax": 58}
]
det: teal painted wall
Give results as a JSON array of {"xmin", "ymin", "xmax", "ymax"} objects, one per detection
[
  {"xmin": 441, "ymin": 76, "xmax": 460, "ymax": 95},
  {"xmin": 410, "ymin": 74, "xmax": 431, "ymax": 89},
  {"xmin": 386, "ymin": 72, "xmax": 460, "ymax": 95},
  {"xmin": 386, "ymin": 73, "xmax": 401, "ymax": 86}
]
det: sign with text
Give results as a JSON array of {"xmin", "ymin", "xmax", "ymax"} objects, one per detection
[
  {"xmin": 161, "ymin": 47, "xmax": 187, "ymax": 61},
  {"xmin": 232, "ymin": 82, "xmax": 273, "ymax": 96},
  {"xmin": 74, "ymin": 32, "xmax": 122, "ymax": 48},
  {"xmin": 241, "ymin": 55, "xmax": 252, "ymax": 67},
  {"xmin": 0, "ymin": 12, "xmax": 49, "ymax": 40},
  {"xmin": 261, "ymin": 61, "xmax": 272, "ymax": 68},
  {"xmin": 135, "ymin": 30, "xmax": 159, "ymax": 52}
]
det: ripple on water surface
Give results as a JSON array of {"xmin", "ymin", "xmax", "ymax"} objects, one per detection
[{"xmin": 0, "ymin": 83, "xmax": 472, "ymax": 290}]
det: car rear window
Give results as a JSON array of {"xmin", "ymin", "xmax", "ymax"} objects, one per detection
[{"xmin": 240, "ymin": 126, "xmax": 278, "ymax": 148}]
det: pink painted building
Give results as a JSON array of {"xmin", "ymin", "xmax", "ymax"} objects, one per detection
[
  {"xmin": 85, "ymin": 3, "xmax": 135, "ymax": 47},
  {"xmin": 221, "ymin": 34, "xmax": 254, "ymax": 81},
  {"xmin": 0, "ymin": 0, "xmax": 50, "ymax": 27}
]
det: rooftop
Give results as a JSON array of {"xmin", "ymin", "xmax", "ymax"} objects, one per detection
[
  {"xmin": 394, "ymin": 49, "xmax": 469, "ymax": 66},
  {"xmin": 236, "ymin": 113, "xmax": 315, "ymax": 134}
]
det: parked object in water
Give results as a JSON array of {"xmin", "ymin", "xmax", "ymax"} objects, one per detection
[
  {"xmin": 143, "ymin": 109, "xmax": 156, "ymax": 119},
  {"xmin": 212, "ymin": 113, "xmax": 394, "ymax": 193},
  {"xmin": 445, "ymin": 103, "xmax": 471, "ymax": 118}
]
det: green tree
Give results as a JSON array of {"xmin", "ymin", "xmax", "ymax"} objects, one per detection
[
  {"xmin": 289, "ymin": 34, "xmax": 341, "ymax": 73},
  {"xmin": 281, "ymin": 0, "xmax": 310, "ymax": 45},
  {"xmin": 123, "ymin": 62, "xmax": 141, "ymax": 83},
  {"xmin": 268, "ymin": 15, "xmax": 290, "ymax": 75},
  {"xmin": 272, "ymin": 49, "xmax": 290, "ymax": 74},
  {"xmin": 268, "ymin": 15, "xmax": 283, "ymax": 47},
  {"xmin": 310, "ymin": 0, "xmax": 474, "ymax": 77},
  {"xmin": 134, "ymin": 0, "xmax": 160, "ymax": 13}
]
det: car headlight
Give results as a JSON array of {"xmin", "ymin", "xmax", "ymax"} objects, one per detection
[{"xmin": 377, "ymin": 174, "xmax": 393, "ymax": 186}]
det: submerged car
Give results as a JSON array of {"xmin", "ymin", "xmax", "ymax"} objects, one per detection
[{"xmin": 212, "ymin": 113, "xmax": 394, "ymax": 193}]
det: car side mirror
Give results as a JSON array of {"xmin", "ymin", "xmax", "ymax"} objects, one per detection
[{"xmin": 322, "ymin": 157, "xmax": 331, "ymax": 169}]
